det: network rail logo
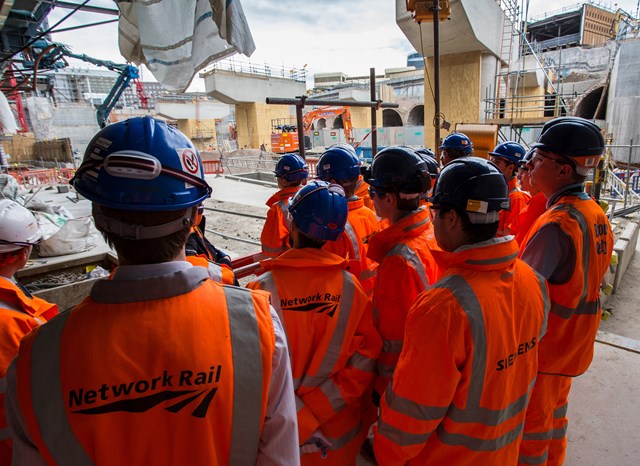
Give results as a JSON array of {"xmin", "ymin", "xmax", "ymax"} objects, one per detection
[
  {"xmin": 68, "ymin": 366, "xmax": 222, "ymax": 418},
  {"xmin": 280, "ymin": 293, "xmax": 341, "ymax": 317}
]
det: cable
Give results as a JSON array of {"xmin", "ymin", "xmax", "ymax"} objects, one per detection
[{"xmin": 0, "ymin": 0, "xmax": 92, "ymax": 67}]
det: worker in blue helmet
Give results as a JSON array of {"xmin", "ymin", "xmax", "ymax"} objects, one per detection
[
  {"xmin": 6, "ymin": 116, "xmax": 300, "ymax": 465},
  {"xmin": 439, "ymin": 132, "xmax": 473, "ymax": 166},
  {"xmin": 261, "ymin": 153, "xmax": 309, "ymax": 257},
  {"xmin": 317, "ymin": 145, "xmax": 379, "ymax": 293},
  {"xmin": 249, "ymin": 180, "xmax": 381, "ymax": 465},
  {"xmin": 488, "ymin": 141, "xmax": 531, "ymax": 236}
]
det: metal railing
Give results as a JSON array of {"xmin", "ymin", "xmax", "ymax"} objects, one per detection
[
  {"xmin": 204, "ymin": 59, "xmax": 307, "ymax": 83},
  {"xmin": 484, "ymin": 92, "xmax": 574, "ymax": 121}
]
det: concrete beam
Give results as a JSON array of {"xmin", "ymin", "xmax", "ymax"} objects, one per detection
[
  {"xmin": 203, "ymin": 69, "xmax": 306, "ymax": 105},
  {"xmin": 396, "ymin": 0, "xmax": 504, "ymax": 59}
]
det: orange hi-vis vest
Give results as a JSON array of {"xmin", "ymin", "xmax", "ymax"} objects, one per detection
[
  {"xmin": 498, "ymin": 177, "xmax": 531, "ymax": 236},
  {"xmin": 510, "ymin": 192, "xmax": 547, "ymax": 247},
  {"xmin": 186, "ymin": 254, "xmax": 235, "ymax": 285},
  {"xmin": 367, "ymin": 206, "xmax": 440, "ymax": 396},
  {"xmin": 323, "ymin": 197, "xmax": 380, "ymax": 294},
  {"xmin": 374, "ymin": 237, "xmax": 550, "ymax": 466},
  {"xmin": 261, "ymin": 186, "xmax": 300, "ymax": 257},
  {"xmin": 355, "ymin": 175, "xmax": 375, "ymax": 211},
  {"xmin": 249, "ymin": 248, "xmax": 382, "ymax": 466},
  {"xmin": 0, "ymin": 278, "xmax": 58, "ymax": 464},
  {"xmin": 520, "ymin": 191, "xmax": 613, "ymax": 376},
  {"xmin": 14, "ymin": 267, "xmax": 275, "ymax": 466}
]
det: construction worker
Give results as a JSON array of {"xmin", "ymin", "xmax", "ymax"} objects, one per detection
[
  {"xmin": 488, "ymin": 141, "xmax": 531, "ymax": 236},
  {"xmin": 510, "ymin": 149, "xmax": 547, "ymax": 246},
  {"xmin": 439, "ymin": 132, "xmax": 473, "ymax": 166},
  {"xmin": 331, "ymin": 144, "xmax": 375, "ymax": 211},
  {"xmin": 185, "ymin": 204, "xmax": 237, "ymax": 285},
  {"xmin": 364, "ymin": 146, "xmax": 439, "ymax": 400},
  {"xmin": 316, "ymin": 145, "xmax": 379, "ymax": 293},
  {"xmin": 5, "ymin": 117, "xmax": 300, "ymax": 466},
  {"xmin": 414, "ymin": 148, "xmax": 440, "ymax": 248},
  {"xmin": 518, "ymin": 117, "xmax": 613, "ymax": 466},
  {"xmin": 248, "ymin": 180, "xmax": 381, "ymax": 466},
  {"xmin": 0, "ymin": 200, "xmax": 58, "ymax": 464},
  {"xmin": 374, "ymin": 157, "xmax": 549, "ymax": 465},
  {"xmin": 261, "ymin": 153, "xmax": 308, "ymax": 257}
]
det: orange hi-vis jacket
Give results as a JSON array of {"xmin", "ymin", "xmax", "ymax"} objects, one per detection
[
  {"xmin": 12, "ymin": 267, "xmax": 276, "ymax": 466},
  {"xmin": 0, "ymin": 278, "xmax": 58, "ymax": 464},
  {"xmin": 510, "ymin": 192, "xmax": 547, "ymax": 247},
  {"xmin": 249, "ymin": 248, "xmax": 382, "ymax": 466},
  {"xmin": 374, "ymin": 237, "xmax": 550, "ymax": 466},
  {"xmin": 367, "ymin": 206, "xmax": 440, "ymax": 395},
  {"xmin": 186, "ymin": 254, "xmax": 235, "ymax": 285},
  {"xmin": 498, "ymin": 177, "xmax": 531, "ymax": 236},
  {"xmin": 323, "ymin": 197, "xmax": 380, "ymax": 294},
  {"xmin": 355, "ymin": 175, "xmax": 375, "ymax": 211},
  {"xmin": 261, "ymin": 186, "xmax": 300, "ymax": 257},
  {"xmin": 520, "ymin": 191, "xmax": 613, "ymax": 376}
]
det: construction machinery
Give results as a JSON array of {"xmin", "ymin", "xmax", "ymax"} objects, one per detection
[{"xmin": 270, "ymin": 106, "xmax": 353, "ymax": 154}]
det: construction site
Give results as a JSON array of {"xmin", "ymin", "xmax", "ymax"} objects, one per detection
[{"xmin": 1, "ymin": 1, "xmax": 640, "ymax": 465}]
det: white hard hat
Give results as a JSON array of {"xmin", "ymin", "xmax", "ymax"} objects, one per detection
[{"xmin": 0, "ymin": 200, "xmax": 42, "ymax": 252}]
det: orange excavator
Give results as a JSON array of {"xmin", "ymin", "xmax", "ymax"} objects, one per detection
[{"xmin": 271, "ymin": 106, "xmax": 354, "ymax": 154}]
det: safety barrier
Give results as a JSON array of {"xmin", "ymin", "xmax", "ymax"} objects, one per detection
[
  {"xmin": 230, "ymin": 252, "xmax": 267, "ymax": 279},
  {"xmin": 10, "ymin": 168, "xmax": 75, "ymax": 188},
  {"xmin": 203, "ymin": 160, "xmax": 224, "ymax": 175}
]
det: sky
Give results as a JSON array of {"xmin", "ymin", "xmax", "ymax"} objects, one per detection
[{"xmin": 46, "ymin": 0, "xmax": 640, "ymax": 91}]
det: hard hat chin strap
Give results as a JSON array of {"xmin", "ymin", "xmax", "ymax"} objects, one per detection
[{"xmin": 93, "ymin": 207, "xmax": 195, "ymax": 240}]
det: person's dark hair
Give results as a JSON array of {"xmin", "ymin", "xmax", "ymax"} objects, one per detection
[
  {"xmin": 93, "ymin": 205, "xmax": 192, "ymax": 264},
  {"xmin": 438, "ymin": 204, "xmax": 498, "ymax": 244},
  {"xmin": 296, "ymin": 230, "xmax": 326, "ymax": 249},
  {"xmin": 443, "ymin": 148, "xmax": 470, "ymax": 161},
  {"xmin": 334, "ymin": 177, "xmax": 358, "ymax": 198}
]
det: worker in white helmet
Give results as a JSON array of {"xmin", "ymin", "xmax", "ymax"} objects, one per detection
[{"xmin": 0, "ymin": 199, "xmax": 58, "ymax": 464}]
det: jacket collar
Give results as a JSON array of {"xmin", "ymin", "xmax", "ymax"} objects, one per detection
[
  {"xmin": 367, "ymin": 207, "xmax": 431, "ymax": 263},
  {"xmin": 261, "ymin": 247, "xmax": 348, "ymax": 270},
  {"xmin": 266, "ymin": 186, "xmax": 300, "ymax": 208},
  {"xmin": 431, "ymin": 236, "xmax": 519, "ymax": 272},
  {"xmin": 547, "ymin": 183, "xmax": 585, "ymax": 208}
]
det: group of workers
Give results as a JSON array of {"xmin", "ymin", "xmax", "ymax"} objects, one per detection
[{"xmin": 0, "ymin": 114, "xmax": 613, "ymax": 466}]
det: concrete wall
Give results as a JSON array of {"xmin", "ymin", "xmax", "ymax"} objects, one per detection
[
  {"xmin": 423, "ymin": 51, "xmax": 482, "ymax": 146},
  {"xmin": 176, "ymin": 118, "xmax": 218, "ymax": 150},
  {"xmin": 236, "ymin": 103, "xmax": 293, "ymax": 150},
  {"xmin": 203, "ymin": 70, "xmax": 306, "ymax": 105},
  {"xmin": 156, "ymin": 101, "xmax": 231, "ymax": 120}
]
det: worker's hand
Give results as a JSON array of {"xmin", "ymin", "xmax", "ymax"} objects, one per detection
[{"xmin": 300, "ymin": 430, "xmax": 333, "ymax": 458}]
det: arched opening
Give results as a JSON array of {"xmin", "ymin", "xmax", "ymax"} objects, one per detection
[
  {"xmin": 382, "ymin": 109, "xmax": 403, "ymax": 127},
  {"xmin": 573, "ymin": 85, "xmax": 607, "ymax": 120},
  {"xmin": 316, "ymin": 118, "xmax": 327, "ymax": 130},
  {"xmin": 408, "ymin": 105, "xmax": 424, "ymax": 126},
  {"xmin": 333, "ymin": 115, "xmax": 344, "ymax": 129}
]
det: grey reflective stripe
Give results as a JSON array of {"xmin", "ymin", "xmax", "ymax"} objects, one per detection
[
  {"xmin": 224, "ymin": 286, "xmax": 264, "ymax": 466},
  {"xmin": 262, "ymin": 244, "xmax": 288, "ymax": 255},
  {"xmin": 0, "ymin": 376, "xmax": 6, "ymax": 393},
  {"xmin": 30, "ymin": 311, "xmax": 94, "ymax": 465},
  {"xmin": 448, "ymin": 378, "xmax": 535, "ymax": 426},
  {"xmin": 386, "ymin": 244, "xmax": 429, "ymax": 290},
  {"xmin": 534, "ymin": 271, "xmax": 550, "ymax": 340},
  {"xmin": 320, "ymin": 380, "xmax": 345, "ymax": 411},
  {"xmin": 522, "ymin": 430, "xmax": 553, "ymax": 441},
  {"xmin": 436, "ymin": 420, "xmax": 525, "ymax": 451},
  {"xmin": 549, "ymin": 204, "xmax": 592, "ymax": 319},
  {"xmin": 0, "ymin": 299, "xmax": 22, "ymax": 312},
  {"xmin": 295, "ymin": 396, "xmax": 305, "ymax": 412},
  {"xmin": 0, "ymin": 427, "xmax": 8, "ymax": 441},
  {"xmin": 378, "ymin": 420, "xmax": 432, "ymax": 446},
  {"xmin": 376, "ymin": 362, "xmax": 395, "ymax": 378},
  {"xmin": 554, "ymin": 403, "xmax": 568, "ymax": 418},
  {"xmin": 519, "ymin": 451, "xmax": 549, "ymax": 465},
  {"xmin": 382, "ymin": 339, "xmax": 403, "ymax": 354},
  {"xmin": 465, "ymin": 251, "xmax": 518, "ymax": 266},
  {"xmin": 434, "ymin": 275, "xmax": 487, "ymax": 409},
  {"xmin": 385, "ymin": 386, "xmax": 449, "ymax": 421},
  {"xmin": 255, "ymin": 272, "xmax": 283, "ymax": 322},
  {"xmin": 347, "ymin": 351, "xmax": 376, "ymax": 373},
  {"xmin": 327, "ymin": 421, "xmax": 363, "ymax": 450},
  {"xmin": 207, "ymin": 263, "xmax": 223, "ymax": 283},
  {"xmin": 553, "ymin": 425, "xmax": 568, "ymax": 439},
  {"xmin": 359, "ymin": 267, "xmax": 377, "ymax": 282},
  {"xmin": 344, "ymin": 221, "xmax": 360, "ymax": 261},
  {"xmin": 90, "ymin": 266, "xmax": 210, "ymax": 304},
  {"xmin": 277, "ymin": 201, "xmax": 293, "ymax": 233},
  {"xmin": 403, "ymin": 216, "xmax": 430, "ymax": 234},
  {"xmin": 372, "ymin": 304, "xmax": 379, "ymax": 321},
  {"xmin": 300, "ymin": 272, "xmax": 355, "ymax": 387}
]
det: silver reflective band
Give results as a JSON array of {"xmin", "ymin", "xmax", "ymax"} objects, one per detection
[
  {"xmin": 0, "ymin": 376, "xmax": 6, "ymax": 393},
  {"xmin": 518, "ymin": 451, "xmax": 549, "ymax": 465},
  {"xmin": 344, "ymin": 222, "xmax": 360, "ymax": 261},
  {"xmin": 386, "ymin": 244, "xmax": 429, "ymax": 290},
  {"xmin": 378, "ymin": 420, "xmax": 432, "ymax": 447},
  {"xmin": 0, "ymin": 427, "xmax": 10, "ymax": 441},
  {"xmin": 385, "ymin": 387, "xmax": 449, "ymax": 421},
  {"xmin": 348, "ymin": 352, "xmax": 376, "ymax": 373},
  {"xmin": 382, "ymin": 339, "xmax": 403, "ymax": 354},
  {"xmin": 436, "ymin": 420, "xmax": 525, "ymax": 451},
  {"xmin": 207, "ymin": 263, "xmax": 223, "ymax": 283}
]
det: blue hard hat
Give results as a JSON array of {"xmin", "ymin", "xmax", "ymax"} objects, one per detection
[
  {"xmin": 488, "ymin": 141, "xmax": 526, "ymax": 165},
  {"xmin": 274, "ymin": 153, "xmax": 309, "ymax": 181},
  {"xmin": 439, "ymin": 132, "xmax": 473, "ymax": 154},
  {"xmin": 364, "ymin": 146, "xmax": 431, "ymax": 194},
  {"xmin": 317, "ymin": 145, "xmax": 361, "ymax": 181},
  {"xmin": 288, "ymin": 180, "xmax": 348, "ymax": 241},
  {"xmin": 71, "ymin": 116, "xmax": 211, "ymax": 211},
  {"xmin": 430, "ymin": 157, "xmax": 510, "ymax": 223}
]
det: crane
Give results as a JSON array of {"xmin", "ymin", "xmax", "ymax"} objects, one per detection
[
  {"xmin": 270, "ymin": 106, "xmax": 353, "ymax": 154},
  {"xmin": 34, "ymin": 43, "xmax": 146, "ymax": 127}
]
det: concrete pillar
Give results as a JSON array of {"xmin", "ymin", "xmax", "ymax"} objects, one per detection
[{"xmin": 236, "ymin": 103, "xmax": 292, "ymax": 150}]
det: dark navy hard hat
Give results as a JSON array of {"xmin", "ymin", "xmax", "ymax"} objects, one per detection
[
  {"xmin": 364, "ymin": 146, "xmax": 431, "ymax": 194},
  {"xmin": 317, "ymin": 145, "xmax": 361, "ymax": 181},
  {"xmin": 439, "ymin": 132, "xmax": 473, "ymax": 154}
]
